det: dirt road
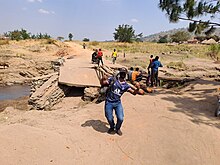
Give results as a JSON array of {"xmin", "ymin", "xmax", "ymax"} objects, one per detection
[{"xmin": 0, "ymin": 42, "xmax": 220, "ymax": 165}]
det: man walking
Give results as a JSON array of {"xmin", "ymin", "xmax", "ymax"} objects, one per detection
[
  {"xmin": 112, "ymin": 49, "xmax": 118, "ymax": 64},
  {"xmin": 100, "ymin": 68, "xmax": 140, "ymax": 136},
  {"xmin": 97, "ymin": 48, "xmax": 104, "ymax": 66}
]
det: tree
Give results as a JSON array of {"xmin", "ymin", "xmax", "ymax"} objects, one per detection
[
  {"xmin": 57, "ymin": 36, "xmax": 64, "ymax": 41},
  {"xmin": 68, "ymin": 33, "xmax": 73, "ymax": 41},
  {"xmin": 5, "ymin": 29, "xmax": 31, "ymax": 41},
  {"xmin": 113, "ymin": 24, "xmax": 142, "ymax": 43},
  {"xmin": 83, "ymin": 38, "xmax": 90, "ymax": 42},
  {"xmin": 158, "ymin": 35, "xmax": 169, "ymax": 43},
  {"xmin": 170, "ymin": 31, "xmax": 191, "ymax": 42},
  {"xmin": 159, "ymin": 0, "xmax": 220, "ymax": 34}
]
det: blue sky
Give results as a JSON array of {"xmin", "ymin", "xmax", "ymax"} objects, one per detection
[{"xmin": 0, "ymin": 0, "xmax": 189, "ymax": 41}]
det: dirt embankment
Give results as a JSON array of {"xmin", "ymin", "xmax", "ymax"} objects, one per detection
[
  {"xmin": 0, "ymin": 39, "xmax": 74, "ymax": 87},
  {"xmin": 0, "ymin": 41, "xmax": 220, "ymax": 164}
]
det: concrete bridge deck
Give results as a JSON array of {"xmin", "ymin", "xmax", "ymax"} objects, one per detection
[{"xmin": 58, "ymin": 57, "xmax": 123, "ymax": 88}]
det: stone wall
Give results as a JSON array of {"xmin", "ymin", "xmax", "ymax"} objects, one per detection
[{"xmin": 28, "ymin": 73, "xmax": 70, "ymax": 110}]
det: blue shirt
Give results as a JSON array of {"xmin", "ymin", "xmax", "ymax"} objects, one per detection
[
  {"xmin": 152, "ymin": 60, "xmax": 163, "ymax": 72},
  {"xmin": 106, "ymin": 77, "xmax": 131, "ymax": 102}
]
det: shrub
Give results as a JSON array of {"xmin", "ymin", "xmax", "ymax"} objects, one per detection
[
  {"xmin": 83, "ymin": 38, "xmax": 90, "ymax": 42},
  {"xmin": 208, "ymin": 44, "xmax": 220, "ymax": 60}
]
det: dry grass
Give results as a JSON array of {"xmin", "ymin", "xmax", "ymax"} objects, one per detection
[
  {"xmin": 0, "ymin": 40, "xmax": 9, "ymax": 45},
  {"xmin": 80, "ymin": 41, "xmax": 214, "ymax": 69}
]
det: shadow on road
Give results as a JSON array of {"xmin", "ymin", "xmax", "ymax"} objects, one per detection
[
  {"xmin": 160, "ymin": 79, "xmax": 220, "ymax": 129},
  {"xmin": 81, "ymin": 120, "xmax": 109, "ymax": 133}
]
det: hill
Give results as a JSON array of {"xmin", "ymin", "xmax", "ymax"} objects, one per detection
[{"xmin": 143, "ymin": 28, "xmax": 220, "ymax": 42}]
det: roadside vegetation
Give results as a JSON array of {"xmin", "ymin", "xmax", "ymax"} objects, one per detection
[{"xmin": 87, "ymin": 41, "xmax": 218, "ymax": 69}]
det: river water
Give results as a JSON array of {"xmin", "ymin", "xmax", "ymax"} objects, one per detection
[{"xmin": 0, "ymin": 85, "xmax": 30, "ymax": 101}]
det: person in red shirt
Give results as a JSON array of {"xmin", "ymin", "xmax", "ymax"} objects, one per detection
[{"xmin": 97, "ymin": 48, "xmax": 104, "ymax": 66}]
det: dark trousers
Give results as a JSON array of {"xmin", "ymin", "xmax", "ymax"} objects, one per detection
[
  {"xmin": 98, "ymin": 57, "xmax": 103, "ymax": 66},
  {"xmin": 151, "ymin": 70, "xmax": 158, "ymax": 87}
]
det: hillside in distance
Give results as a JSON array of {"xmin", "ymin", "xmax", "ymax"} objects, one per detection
[{"xmin": 143, "ymin": 28, "xmax": 220, "ymax": 42}]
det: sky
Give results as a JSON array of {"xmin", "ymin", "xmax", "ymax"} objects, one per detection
[{"xmin": 0, "ymin": 0, "xmax": 189, "ymax": 41}]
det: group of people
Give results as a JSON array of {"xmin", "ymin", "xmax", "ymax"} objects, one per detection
[
  {"xmin": 100, "ymin": 54, "xmax": 163, "ymax": 136},
  {"xmin": 91, "ymin": 49, "xmax": 104, "ymax": 66},
  {"xmin": 147, "ymin": 55, "xmax": 163, "ymax": 87},
  {"xmin": 91, "ymin": 48, "xmax": 118, "ymax": 66}
]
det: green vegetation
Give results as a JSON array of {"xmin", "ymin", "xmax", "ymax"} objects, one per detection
[
  {"xmin": 83, "ymin": 38, "xmax": 90, "ymax": 42},
  {"xmin": 208, "ymin": 44, "xmax": 220, "ymax": 60},
  {"xmin": 170, "ymin": 31, "xmax": 191, "ymax": 43},
  {"xmin": 68, "ymin": 33, "xmax": 73, "ymax": 41},
  {"xmin": 86, "ymin": 41, "xmax": 212, "ymax": 68},
  {"xmin": 113, "ymin": 24, "xmax": 143, "ymax": 43},
  {"xmin": 4, "ymin": 29, "xmax": 51, "ymax": 41},
  {"xmin": 158, "ymin": 35, "xmax": 169, "ymax": 43},
  {"xmin": 159, "ymin": 0, "xmax": 220, "ymax": 34}
]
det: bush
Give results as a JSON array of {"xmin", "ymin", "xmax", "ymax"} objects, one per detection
[
  {"xmin": 83, "ymin": 38, "xmax": 90, "ymax": 42},
  {"xmin": 208, "ymin": 44, "xmax": 220, "ymax": 60}
]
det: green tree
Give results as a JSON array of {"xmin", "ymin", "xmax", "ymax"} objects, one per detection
[
  {"xmin": 20, "ymin": 29, "xmax": 31, "ymax": 40},
  {"xmin": 170, "ymin": 31, "xmax": 191, "ymax": 42},
  {"xmin": 68, "ymin": 33, "xmax": 73, "ymax": 41},
  {"xmin": 6, "ymin": 29, "xmax": 31, "ymax": 41},
  {"xmin": 113, "ymin": 24, "xmax": 140, "ymax": 43},
  {"xmin": 83, "ymin": 38, "xmax": 90, "ymax": 42},
  {"xmin": 159, "ymin": 0, "xmax": 220, "ymax": 34},
  {"xmin": 158, "ymin": 35, "xmax": 169, "ymax": 43}
]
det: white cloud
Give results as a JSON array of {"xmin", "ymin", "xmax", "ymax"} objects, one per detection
[
  {"xmin": 38, "ymin": 9, "xmax": 55, "ymax": 15},
  {"xmin": 27, "ymin": 0, "xmax": 43, "ymax": 3},
  {"xmin": 131, "ymin": 18, "xmax": 139, "ymax": 23},
  {"xmin": 38, "ymin": 9, "xmax": 50, "ymax": 14}
]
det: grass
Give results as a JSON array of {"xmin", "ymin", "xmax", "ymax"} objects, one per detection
[
  {"xmin": 167, "ymin": 61, "xmax": 187, "ymax": 71},
  {"xmin": 83, "ymin": 41, "xmax": 215, "ymax": 69},
  {"xmin": 0, "ymin": 40, "xmax": 9, "ymax": 45}
]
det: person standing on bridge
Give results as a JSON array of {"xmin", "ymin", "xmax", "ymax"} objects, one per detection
[
  {"xmin": 100, "ymin": 67, "xmax": 140, "ymax": 136},
  {"xmin": 97, "ymin": 48, "xmax": 104, "ymax": 66}
]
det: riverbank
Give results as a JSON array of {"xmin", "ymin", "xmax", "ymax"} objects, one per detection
[{"xmin": 0, "ymin": 96, "xmax": 29, "ymax": 112}]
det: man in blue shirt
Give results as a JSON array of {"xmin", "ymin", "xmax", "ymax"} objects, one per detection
[
  {"xmin": 151, "ymin": 56, "xmax": 163, "ymax": 87},
  {"xmin": 100, "ymin": 67, "xmax": 140, "ymax": 136}
]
